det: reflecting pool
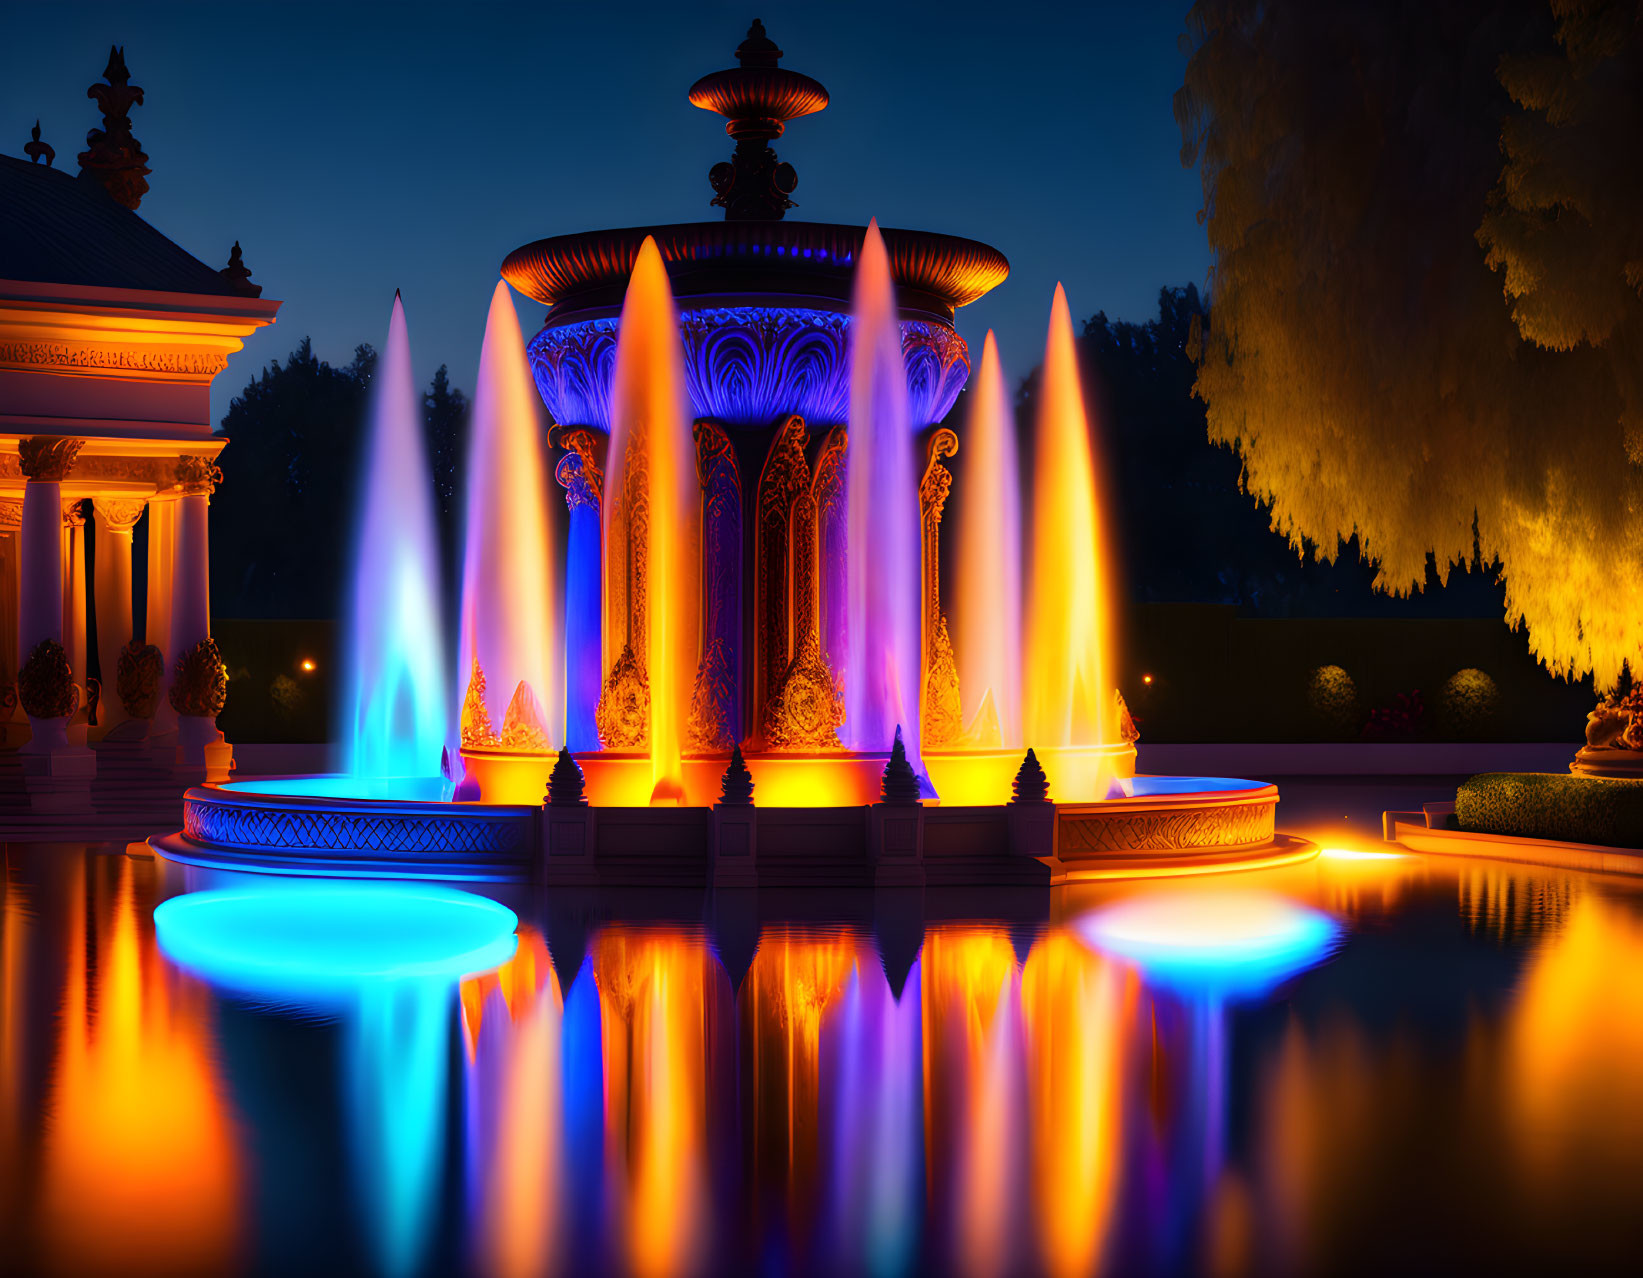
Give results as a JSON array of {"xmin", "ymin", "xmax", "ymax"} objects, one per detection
[{"xmin": 5, "ymin": 827, "xmax": 1643, "ymax": 1276}]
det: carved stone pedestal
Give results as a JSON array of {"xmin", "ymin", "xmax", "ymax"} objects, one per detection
[
  {"xmin": 869, "ymin": 804, "xmax": 925, "ymax": 887},
  {"xmin": 543, "ymin": 806, "xmax": 598, "ymax": 885},
  {"xmin": 710, "ymin": 804, "xmax": 758, "ymax": 886},
  {"xmin": 1007, "ymin": 800, "xmax": 1058, "ymax": 859}
]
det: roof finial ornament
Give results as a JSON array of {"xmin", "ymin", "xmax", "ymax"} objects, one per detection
[
  {"xmin": 24, "ymin": 120, "xmax": 54, "ymax": 167},
  {"xmin": 689, "ymin": 20, "xmax": 828, "ymax": 221},
  {"xmin": 220, "ymin": 241, "xmax": 262, "ymax": 297},
  {"xmin": 78, "ymin": 44, "xmax": 149, "ymax": 210}
]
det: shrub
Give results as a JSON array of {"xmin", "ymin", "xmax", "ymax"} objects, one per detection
[
  {"xmin": 1438, "ymin": 668, "xmax": 1501, "ymax": 736},
  {"xmin": 1457, "ymin": 772, "xmax": 1643, "ymax": 848},
  {"xmin": 18, "ymin": 639, "xmax": 77, "ymax": 719},
  {"xmin": 169, "ymin": 638, "xmax": 228, "ymax": 717},
  {"xmin": 1306, "ymin": 664, "xmax": 1360, "ymax": 734}
]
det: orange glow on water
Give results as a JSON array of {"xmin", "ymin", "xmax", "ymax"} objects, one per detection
[
  {"xmin": 463, "ymin": 927, "xmax": 565, "ymax": 1278},
  {"xmin": 1023, "ymin": 284, "xmax": 1116, "ymax": 791},
  {"xmin": 1021, "ymin": 931, "xmax": 1126, "ymax": 1278},
  {"xmin": 460, "ymin": 281, "xmax": 559, "ymax": 747},
  {"xmin": 38, "ymin": 860, "xmax": 240, "ymax": 1277},
  {"xmin": 955, "ymin": 332, "xmax": 1023, "ymax": 750},
  {"xmin": 608, "ymin": 237, "xmax": 699, "ymax": 804},
  {"xmin": 922, "ymin": 928, "xmax": 1024, "ymax": 1278},
  {"xmin": 593, "ymin": 931, "xmax": 712, "ymax": 1278}
]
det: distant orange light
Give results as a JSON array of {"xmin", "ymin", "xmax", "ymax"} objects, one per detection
[
  {"xmin": 1142, "ymin": 674, "xmax": 1153, "ymax": 685},
  {"xmin": 299, "ymin": 659, "xmax": 316, "ymax": 673}
]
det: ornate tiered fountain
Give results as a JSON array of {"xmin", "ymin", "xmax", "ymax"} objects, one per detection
[{"xmin": 153, "ymin": 21, "xmax": 1306, "ymax": 886}]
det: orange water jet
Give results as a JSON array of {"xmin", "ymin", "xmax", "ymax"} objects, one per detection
[
  {"xmin": 1023, "ymin": 285, "xmax": 1117, "ymax": 796},
  {"xmin": 459, "ymin": 282, "xmax": 559, "ymax": 750},
  {"xmin": 606, "ymin": 238, "xmax": 699, "ymax": 804},
  {"xmin": 955, "ymin": 333, "xmax": 1022, "ymax": 750}
]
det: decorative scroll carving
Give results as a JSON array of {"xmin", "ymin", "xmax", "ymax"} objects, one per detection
[
  {"xmin": 754, "ymin": 415, "xmax": 811, "ymax": 741},
  {"xmin": 526, "ymin": 308, "xmax": 969, "ymax": 434},
  {"xmin": 0, "ymin": 341, "xmax": 228, "ymax": 378},
  {"xmin": 0, "ymin": 499, "xmax": 22, "ymax": 530},
  {"xmin": 61, "ymin": 499, "xmax": 87, "ymax": 528},
  {"xmin": 596, "ymin": 642, "xmax": 650, "ymax": 749},
  {"xmin": 175, "ymin": 455, "xmax": 223, "ymax": 494},
  {"xmin": 687, "ymin": 420, "xmax": 742, "ymax": 751},
  {"xmin": 919, "ymin": 428, "xmax": 962, "ymax": 746},
  {"xmin": 553, "ymin": 427, "xmax": 605, "ymax": 505},
  {"xmin": 460, "ymin": 658, "xmax": 500, "ymax": 748},
  {"xmin": 94, "ymin": 497, "xmax": 147, "ymax": 531},
  {"xmin": 18, "ymin": 437, "xmax": 84, "ymax": 482}
]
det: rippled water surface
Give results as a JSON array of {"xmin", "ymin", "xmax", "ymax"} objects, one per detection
[{"xmin": 5, "ymin": 821, "xmax": 1643, "ymax": 1277}]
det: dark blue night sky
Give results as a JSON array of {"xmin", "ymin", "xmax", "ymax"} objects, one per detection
[{"xmin": 5, "ymin": 1, "xmax": 1206, "ymax": 423}]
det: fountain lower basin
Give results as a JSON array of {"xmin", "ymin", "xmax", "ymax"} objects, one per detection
[{"xmin": 148, "ymin": 766, "xmax": 1308, "ymax": 886}]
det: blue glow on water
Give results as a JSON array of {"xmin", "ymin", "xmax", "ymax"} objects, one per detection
[
  {"xmin": 343, "ymin": 296, "xmax": 450, "ymax": 782},
  {"xmin": 156, "ymin": 884, "xmax": 516, "ymax": 1278},
  {"xmin": 154, "ymin": 885, "xmax": 519, "ymax": 994},
  {"xmin": 1078, "ymin": 891, "xmax": 1340, "ymax": 1000},
  {"xmin": 1126, "ymin": 775, "xmax": 1269, "ymax": 796}
]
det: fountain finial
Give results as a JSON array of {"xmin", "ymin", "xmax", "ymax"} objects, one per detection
[
  {"xmin": 1012, "ymin": 749, "xmax": 1050, "ymax": 803},
  {"xmin": 735, "ymin": 19, "xmax": 782, "ymax": 68},
  {"xmin": 688, "ymin": 21, "xmax": 828, "ymax": 221},
  {"xmin": 547, "ymin": 747, "xmax": 588, "ymax": 806},
  {"xmin": 719, "ymin": 742, "xmax": 755, "ymax": 806}
]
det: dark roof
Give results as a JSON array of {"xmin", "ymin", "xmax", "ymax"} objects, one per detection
[{"xmin": 0, "ymin": 152, "xmax": 241, "ymax": 297}]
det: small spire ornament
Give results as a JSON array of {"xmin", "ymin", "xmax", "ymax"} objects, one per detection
[
  {"xmin": 1012, "ymin": 748, "xmax": 1050, "ymax": 803},
  {"xmin": 880, "ymin": 725, "xmax": 922, "ymax": 806},
  {"xmin": 24, "ymin": 121, "xmax": 54, "ymax": 167},
  {"xmin": 547, "ymin": 747, "xmax": 588, "ymax": 806},
  {"xmin": 220, "ymin": 241, "xmax": 262, "ymax": 297},
  {"xmin": 719, "ymin": 742, "xmax": 754, "ymax": 806}
]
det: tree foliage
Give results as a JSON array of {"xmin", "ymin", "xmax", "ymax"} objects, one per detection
[
  {"xmin": 1176, "ymin": 0, "xmax": 1643, "ymax": 687},
  {"xmin": 213, "ymin": 339, "xmax": 469, "ymax": 619}
]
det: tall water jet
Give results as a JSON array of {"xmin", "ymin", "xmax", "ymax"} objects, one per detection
[
  {"xmin": 1023, "ymin": 285, "xmax": 1115, "ymax": 789},
  {"xmin": 844, "ymin": 221, "xmax": 924, "ymax": 771},
  {"xmin": 955, "ymin": 331, "xmax": 1022, "ymax": 749},
  {"xmin": 458, "ymin": 283, "xmax": 559, "ymax": 759},
  {"xmin": 603, "ymin": 237, "xmax": 699, "ymax": 805},
  {"xmin": 343, "ymin": 293, "xmax": 450, "ymax": 780}
]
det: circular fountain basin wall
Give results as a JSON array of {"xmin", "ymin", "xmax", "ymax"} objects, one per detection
[{"xmin": 152, "ymin": 778, "xmax": 540, "ymax": 882}]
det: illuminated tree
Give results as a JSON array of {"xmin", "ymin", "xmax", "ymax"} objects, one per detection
[{"xmin": 1177, "ymin": 0, "xmax": 1643, "ymax": 688}]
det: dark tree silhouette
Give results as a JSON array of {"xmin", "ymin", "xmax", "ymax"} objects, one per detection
[{"xmin": 213, "ymin": 339, "xmax": 469, "ymax": 620}]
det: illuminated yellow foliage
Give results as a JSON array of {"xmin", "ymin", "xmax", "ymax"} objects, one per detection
[{"xmin": 1177, "ymin": 0, "xmax": 1643, "ymax": 688}]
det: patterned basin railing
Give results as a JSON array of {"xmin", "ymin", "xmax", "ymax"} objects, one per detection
[
  {"xmin": 1056, "ymin": 783, "xmax": 1279, "ymax": 858},
  {"xmin": 172, "ymin": 786, "xmax": 538, "ymax": 881}
]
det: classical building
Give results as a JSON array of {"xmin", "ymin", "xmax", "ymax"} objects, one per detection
[{"xmin": 1, "ymin": 48, "xmax": 279, "ymax": 810}]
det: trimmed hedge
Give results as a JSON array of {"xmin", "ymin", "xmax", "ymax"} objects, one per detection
[{"xmin": 1457, "ymin": 772, "xmax": 1643, "ymax": 849}]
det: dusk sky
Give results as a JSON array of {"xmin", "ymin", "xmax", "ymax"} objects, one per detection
[{"xmin": 5, "ymin": 1, "xmax": 1208, "ymax": 423}]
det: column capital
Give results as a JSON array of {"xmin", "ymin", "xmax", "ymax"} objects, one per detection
[
  {"xmin": 61, "ymin": 498, "xmax": 87, "ymax": 529},
  {"xmin": 18, "ymin": 437, "xmax": 85, "ymax": 483},
  {"xmin": 94, "ymin": 497, "xmax": 147, "ymax": 532},
  {"xmin": 174, "ymin": 455, "xmax": 223, "ymax": 495}
]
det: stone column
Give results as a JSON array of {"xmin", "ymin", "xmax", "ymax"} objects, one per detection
[
  {"xmin": 145, "ymin": 492, "xmax": 178, "ymax": 733},
  {"xmin": 168, "ymin": 457, "xmax": 224, "ymax": 767},
  {"xmin": 61, "ymin": 501, "xmax": 88, "ymax": 744},
  {"xmin": 16, "ymin": 437, "xmax": 84, "ymax": 756},
  {"xmin": 93, "ymin": 498, "xmax": 146, "ymax": 730},
  {"xmin": 0, "ymin": 498, "xmax": 21, "ymax": 728}
]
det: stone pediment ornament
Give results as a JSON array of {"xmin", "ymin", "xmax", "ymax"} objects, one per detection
[
  {"xmin": 175, "ymin": 455, "xmax": 223, "ymax": 494},
  {"xmin": 78, "ymin": 46, "xmax": 150, "ymax": 210},
  {"xmin": 25, "ymin": 120, "xmax": 54, "ymax": 167},
  {"xmin": 18, "ymin": 437, "xmax": 84, "ymax": 482},
  {"xmin": 220, "ymin": 241, "xmax": 262, "ymax": 297}
]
